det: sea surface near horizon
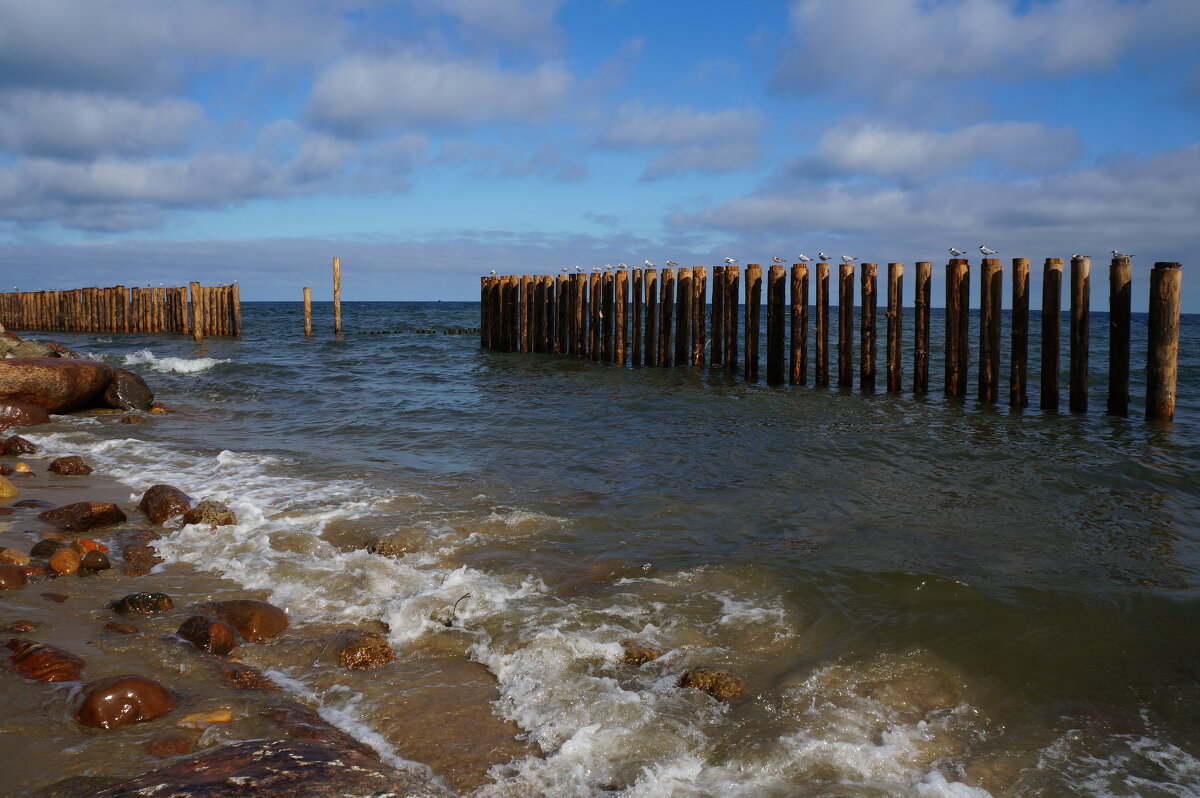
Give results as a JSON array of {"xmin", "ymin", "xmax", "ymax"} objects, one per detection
[{"xmin": 14, "ymin": 300, "xmax": 1200, "ymax": 796}]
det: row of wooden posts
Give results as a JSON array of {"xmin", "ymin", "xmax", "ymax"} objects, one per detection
[
  {"xmin": 480, "ymin": 259, "xmax": 1183, "ymax": 420},
  {"xmin": 0, "ymin": 283, "xmax": 242, "ymax": 341}
]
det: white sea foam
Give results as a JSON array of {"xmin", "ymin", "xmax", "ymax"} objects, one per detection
[{"xmin": 123, "ymin": 348, "xmax": 229, "ymax": 374}]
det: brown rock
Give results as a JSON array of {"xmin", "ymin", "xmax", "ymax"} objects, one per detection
[
  {"xmin": 122, "ymin": 541, "xmax": 162, "ymax": 576},
  {"xmin": 146, "ymin": 734, "xmax": 192, "ymax": 758},
  {"xmin": 3, "ymin": 434, "xmax": 37, "ymax": 455},
  {"xmin": 30, "ymin": 538, "xmax": 66, "ymax": 557},
  {"xmin": 338, "ymin": 631, "xmax": 395, "ymax": 670},
  {"xmin": 13, "ymin": 498, "xmax": 52, "ymax": 509},
  {"xmin": 41, "ymin": 592, "xmax": 69, "ymax": 603},
  {"xmin": 5, "ymin": 638, "xmax": 85, "ymax": 682},
  {"xmin": 48, "ymin": 547, "xmax": 81, "ymax": 575},
  {"xmin": 0, "ymin": 466, "xmax": 11, "ymax": 476},
  {"xmin": 176, "ymin": 707, "xmax": 233, "ymax": 728},
  {"xmin": 74, "ymin": 675, "xmax": 176, "ymax": 729},
  {"xmin": 0, "ymin": 358, "xmax": 114, "ymax": 413},
  {"xmin": 120, "ymin": 415, "xmax": 146, "ymax": 425},
  {"xmin": 0, "ymin": 548, "xmax": 30, "ymax": 565},
  {"xmin": 5, "ymin": 620, "xmax": 38, "ymax": 633},
  {"xmin": 48, "ymin": 456, "xmax": 93, "ymax": 475},
  {"xmin": 0, "ymin": 475, "xmax": 17, "ymax": 498},
  {"xmin": 42, "ymin": 340, "xmax": 81, "ymax": 359},
  {"xmin": 220, "ymin": 663, "xmax": 280, "ymax": 692},
  {"xmin": 201, "ymin": 599, "xmax": 287, "ymax": 642},
  {"xmin": 181, "ymin": 500, "xmax": 236, "ymax": 528},
  {"xmin": 105, "ymin": 622, "xmax": 138, "ymax": 634},
  {"xmin": 38, "ymin": 501, "xmax": 127, "ymax": 532},
  {"xmin": 0, "ymin": 401, "xmax": 51, "ymax": 431},
  {"xmin": 11, "ymin": 461, "xmax": 31, "ymax": 473},
  {"xmin": 677, "ymin": 667, "xmax": 748, "ymax": 702},
  {"xmin": 80, "ymin": 550, "xmax": 111, "ymax": 571},
  {"xmin": 176, "ymin": 616, "xmax": 237, "ymax": 656},
  {"xmin": 138, "ymin": 484, "xmax": 193, "ymax": 525},
  {"xmin": 103, "ymin": 369, "xmax": 154, "ymax": 411},
  {"xmin": 621, "ymin": 640, "xmax": 663, "ymax": 666},
  {"xmin": 109, "ymin": 592, "xmax": 173, "ymax": 615},
  {"xmin": 149, "ymin": 401, "xmax": 173, "ymax": 414},
  {"xmin": 20, "ymin": 565, "xmax": 46, "ymax": 579},
  {"xmin": 0, "ymin": 564, "xmax": 27, "ymax": 590}
]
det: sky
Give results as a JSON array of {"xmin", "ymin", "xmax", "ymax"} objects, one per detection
[{"xmin": 0, "ymin": 0, "xmax": 1198, "ymax": 309}]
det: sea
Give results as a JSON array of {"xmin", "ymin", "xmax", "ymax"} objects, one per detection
[{"xmin": 17, "ymin": 300, "xmax": 1200, "ymax": 797}]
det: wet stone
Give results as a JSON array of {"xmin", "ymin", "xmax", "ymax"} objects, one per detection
[
  {"xmin": 181, "ymin": 500, "xmax": 237, "ymax": 528},
  {"xmin": 200, "ymin": 599, "xmax": 287, "ymax": 642},
  {"xmin": 366, "ymin": 533, "xmax": 417, "ymax": 558},
  {"xmin": 0, "ymin": 563, "xmax": 28, "ymax": 590},
  {"xmin": 146, "ymin": 734, "xmax": 192, "ymax": 759},
  {"xmin": 0, "ymin": 547, "xmax": 30, "ymax": 566},
  {"xmin": 121, "ymin": 541, "xmax": 162, "ymax": 576},
  {"xmin": 30, "ymin": 538, "xmax": 66, "ymax": 558},
  {"xmin": 38, "ymin": 502, "xmax": 127, "ymax": 533},
  {"xmin": 677, "ymin": 667, "xmax": 748, "ymax": 702},
  {"xmin": 120, "ymin": 415, "xmax": 146, "ymax": 424},
  {"xmin": 622, "ymin": 640, "xmax": 664, "ymax": 666},
  {"xmin": 20, "ymin": 565, "xmax": 46, "ymax": 580},
  {"xmin": 74, "ymin": 675, "xmax": 176, "ymax": 729},
  {"xmin": 220, "ymin": 663, "xmax": 281, "ymax": 692},
  {"xmin": 338, "ymin": 631, "xmax": 395, "ymax": 671},
  {"xmin": 138, "ymin": 484, "xmax": 192, "ymax": 525},
  {"xmin": 41, "ymin": 592, "xmax": 69, "ymax": 603},
  {"xmin": 3, "ymin": 435, "xmax": 37, "ymax": 455},
  {"xmin": 48, "ymin": 547, "xmax": 81, "ymax": 575},
  {"xmin": 176, "ymin": 615, "xmax": 238, "ymax": 656},
  {"xmin": 5, "ymin": 638, "xmax": 85, "ymax": 682},
  {"xmin": 0, "ymin": 475, "xmax": 17, "ymax": 498},
  {"xmin": 5, "ymin": 620, "xmax": 39, "ymax": 633},
  {"xmin": 105, "ymin": 622, "xmax": 138, "ymax": 634},
  {"xmin": 80, "ymin": 550, "xmax": 111, "ymax": 571},
  {"xmin": 109, "ymin": 592, "xmax": 173, "ymax": 615},
  {"xmin": 103, "ymin": 368, "xmax": 154, "ymax": 411},
  {"xmin": 47, "ymin": 456, "xmax": 93, "ymax": 476},
  {"xmin": 13, "ymin": 498, "xmax": 52, "ymax": 509}
]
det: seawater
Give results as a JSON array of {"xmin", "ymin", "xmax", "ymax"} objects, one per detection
[{"xmin": 21, "ymin": 301, "xmax": 1200, "ymax": 796}]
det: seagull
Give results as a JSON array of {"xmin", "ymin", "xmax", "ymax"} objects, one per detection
[
  {"xmin": 561, "ymin": 267, "xmax": 569, "ymax": 273},
  {"xmin": 666, "ymin": 260, "xmax": 678, "ymax": 267},
  {"xmin": 1111, "ymin": 250, "xmax": 1133, "ymax": 259},
  {"xmin": 979, "ymin": 245, "xmax": 997, "ymax": 256},
  {"xmin": 644, "ymin": 259, "xmax": 655, "ymax": 268},
  {"xmin": 575, "ymin": 266, "xmax": 584, "ymax": 272},
  {"xmin": 489, "ymin": 270, "xmax": 497, "ymax": 275},
  {"xmin": 1071, "ymin": 253, "xmax": 1090, "ymax": 260},
  {"xmin": 797, "ymin": 253, "xmax": 811, "ymax": 262},
  {"xmin": 949, "ymin": 247, "xmax": 966, "ymax": 257},
  {"xmin": 772, "ymin": 256, "xmax": 784, "ymax": 264},
  {"xmin": 617, "ymin": 263, "xmax": 628, "ymax": 270},
  {"xmin": 592, "ymin": 266, "xmax": 602, "ymax": 272},
  {"xmin": 724, "ymin": 257, "xmax": 738, "ymax": 264},
  {"xmin": 818, "ymin": 252, "xmax": 830, "ymax": 262},
  {"xmin": 841, "ymin": 255, "xmax": 857, "ymax": 263}
]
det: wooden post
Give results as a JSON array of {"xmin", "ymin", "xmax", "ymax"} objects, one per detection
[
  {"xmin": 566, "ymin": 274, "xmax": 578, "ymax": 355},
  {"xmin": 615, "ymin": 269, "xmax": 628, "ymax": 365},
  {"xmin": 693, "ymin": 266, "xmax": 706, "ymax": 366},
  {"xmin": 532, "ymin": 275, "xmax": 545, "ymax": 353},
  {"xmin": 602, "ymin": 271, "xmax": 614, "ymax": 362},
  {"xmin": 711, "ymin": 265, "xmax": 725, "ymax": 365},
  {"xmin": 815, "ymin": 262, "xmax": 829, "ymax": 386},
  {"xmin": 1010, "ymin": 258, "xmax": 1030, "ymax": 408},
  {"xmin": 838, "ymin": 262, "xmax": 854, "ymax": 388},
  {"xmin": 497, "ymin": 277, "xmax": 507, "ymax": 352},
  {"xmin": 518, "ymin": 275, "xmax": 530, "ymax": 353},
  {"xmin": 944, "ymin": 259, "xmax": 969, "ymax": 397},
  {"xmin": 725, "ymin": 266, "xmax": 739, "ymax": 376},
  {"xmin": 575, "ymin": 273, "xmax": 587, "ymax": 357},
  {"xmin": 1107, "ymin": 256, "xmax": 1131, "ymax": 416},
  {"xmin": 675, "ymin": 267, "xmax": 692, "ymax": 367},
  {"xmin": 510, "ymin": 275, "xmax": 521, "ymax": 352},
  {"xmin": 556, "ymin": 274, "xmax": 568, "ymax": 354},
  {"xmin": 1069, "ymin": 256, "xmax": 1090, "ymax": 413},
  {"xmin": 190, "ymin": 282, "xmax": 203, "ymax": 342},
  {"xmin": 1040, "ymin": 258, "xmax": 1063, "ymax": 410},
  {"xmin": 860, "ymin": 263, "xmax": 877, "ymax": 392},
  {"xmin": 632, "ymin": 268, "xmax": 643, "ymax": 366},
  {"xmin": 545, "ymin": 275, "xmax": 556, "ymax": 354},
  {"xmin": 766, "ymin": 264, "xmax": 785, "ymax": 385},
  {"xmin": 659, "ymin": 268, "xmax": 675, "ymax": 367},
  {"xmin": 643, "ymin": 268, "xmax": 658, "ymax": 366},
  {"xmin": 790, "ymin": 264, "xmax": 808, "ymax": 385},
  {"xmin": 303, "ymin": 286, "xmax": 313, "ymax": 337},
  {"xmin": 1146, "ymin": 262, "xmax": 1182, "ymax": 420},
  {"xmin": 886, "ymin": 263, "xmax": 903, "ymax": 393},
  {"xmin": 479, "ymin": 278, "xmax": 488, "ymax": 347},
  {"xmin": 590, "ymin": 272, "xmax": 602, "ymax": 360},
  {"xmin": 332, "ymin": 257, "xmax": 342, "ymax": 335},
  {"xmin": 979, "ymin": 258, "xmax": 1002, "ymax": 403},
  {"xmin": 744, "ymin": 264, "xmax": 761, "ymax": 382}
]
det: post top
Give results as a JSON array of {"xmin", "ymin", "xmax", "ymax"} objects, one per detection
[{"xmin": 1153, "ymin": 262, "xmax": 1182, "ymax": 270}]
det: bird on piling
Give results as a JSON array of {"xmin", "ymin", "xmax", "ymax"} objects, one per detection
[
  {"xmin": 489, "ymin": 270, "xmax": 497, "ymax": 275},
  {"xmin": 617, "ymin": 263, "xmax": 628, "ymax": 270},
  {"xmin": 797, "ymin": 253, "xmax": 811, "ymax": 262},
  {"xmin": 644, "ymin": 259, "xmax": 655, "ymax": 268},
  {"xmin": 1111, "ymin": 250, "xmax": 1133, "ymax": 259},
  {"xmin": 979, "ymin": 245, "xmax": 998, "ymax": 255},
  {"xmin": 725, "ymin": 257, "xmax": 738, "ymax": 264},
  {"xmin": 841, "ymin": 255, "xmax": 857, "ymax": 263},
  {"xmin": 575, "ymin": 266, "xmax": 584, "ymax": 272},
  {"xmin": 1071, "ymin": 253, "xmax": 1090, "ymax": 260},
  {"xmin": 666, "ymin": 260, "xmax": 678, "ymax": 267},
  {"xmin": 949, "ymin": 247, "xmax": 966, "ymax": 257},
  {"xmin": 605, "ymin": 264, "xmax": 614, "ymax": 271},
  {"xmin": 772, "ymin": 256, "xmax": 784, "ymax": 264},
  {"xmin": 818, "ymin": 252, "xmax": 830, "ymax": 262},
  {"xmin": 561, "ymin": 267, "xmax": 569, "ymax": 273}
]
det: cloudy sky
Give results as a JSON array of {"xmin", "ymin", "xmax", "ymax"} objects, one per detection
[{"xmin": 1, "ymin": 0, "xmax": 1197, "ymax": 308}]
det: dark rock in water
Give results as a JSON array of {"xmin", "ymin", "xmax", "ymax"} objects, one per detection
[
  {"xmin": 0, "ymin": 563, "xmax": 27, "ymax": 589},
  {"xmin": 80, "ymin": 549, "xmax": 111, "ymax": 571},
  {"xmin": 0, "ymin": 358, "xmax": 113, "ymax": 413},
  {"xmin": 366, "ymin": 533, "xmax": 417, "ymax": 557},
  {"xmin": 74, "ymin": 675, "xmax": 176, "ymax": 729},
  {"xmin": 109, "ymin": 592, "xmax": 173, "ymax": 615},
  {"xmin": 30, "ymin": 538, "xmax": 66, "ymax": 558},
  {"xmin": 13, "ymin": 498, "xmax": 52, "ymax": 509},
  {"xmin": 120, "ymin": 415, "xmax": 146, "ymax": 425},
  {"xmin": 0, "ymin": 547, "xmax": 30, "ymax": 565},
  {"xmin": 338, "ymin": 631, "xmax": 395, "ymax": 670},
  {"xmin": 200, "ymin": 599, "xmax": 287, "ymax": 642},
  {"xmin": 105, "ymin": 622, "xmax": 138, "ymax": 634},
  {"xmin": 121, "ymin": 541, "xmax": 162, "ymax": 576},
  {"xmin": 622, "ymin": 640, "xmax": 664, "ymax": 666},
  {"xmin": 42, "ymin": 341, "xmax": 80, "ymax": 359},
  {"xmin": 88, "ymin": 738, "xmax": 455, "ymax": 798},
  {"xmin": 220, "ymin": 662, "xmax": 280, "ymax": 692},
  {"xmin": 38, "ymin": 501, "xmax": 127, "ymax": 533},
  {"xmin": 5, "ymin": 638, "xmax": 85, "ymax": 682},
  {"xmin": 5, "ymin": 619, "xmax": 38, "ymax": 632},
  {"xmin": 41, "ymin": 592, "xmax": 69, "ymax": 603},
  {"xmin": 103, "ymin": 369, "xmax": 154, "ymax": 411},
  {"xmin": 0, "ymin": 401, "xmax": 51, "ymax": 431},
  {"xmin": 21, "ymin": 565, "xmax": 47, "ymax": 579},
  {"xmin": 176, "ymin": 616, "xmax": 237, "ymax": 656},
  {"xmin": 138, "ymin": 484, "xmax": 193, "ymax": 525},
  {"xmin": 146, "ymin": 734, "xmax": 192, "ymax": 758},
  {"xmin": 48, "ymin": 456, "xmax": 93, "ymax": 475},
  {"xmin": 48, "ymin": 547, "xmax": 81, "ymax": 575},
  {"xmin": 677, "ymin": 667, "xmax": 748, "ymax": 701},
  {"xmin": 149, "ymin": 401, "xmax": 173, "ymax": 414},
  {"xmin": 181, "ymin": 500, "xmax": 236, "ymax": 528},
  {"xmin": 30, "ymin": 775, "xmax": 123, "ymax": 798},
  {"xmin": 3, "ymin": 434, "xmax": 37, "ymax": 455}
]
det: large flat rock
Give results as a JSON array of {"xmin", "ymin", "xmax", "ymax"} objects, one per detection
[{"xmin": 0, "ymin": 359, "xmax": 113, "ymax": 413}]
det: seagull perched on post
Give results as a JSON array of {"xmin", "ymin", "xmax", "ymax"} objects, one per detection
[
  {"xmin": 1111, "ymin": 250, "xmax": 1133, "ymax": 259},
  {"xmin": 1071, "ymin": 253, "xmax": 1090, "ymax": 260},
  {"xmin": 489, "ymin": 270, "xmax": 497, "ymax": 275},
  {"xmin": 979, "ymin": 245, "xmax": 997, "ymax": 256},
  {"xmin": 772, "ymin": 256, "xmax": 785, "ymax": 264},
  {"xmin": 949, "ymin": 247, "xmax": 966, "ymax": 257},
  {"xmin": 604, "ymin": 264, "xmax": 614, "ymax": 271},
  {"xmin": 561, "ymin": 267, "xmax": 569, "ymax": 273},
  {"xmin": 725, "ymin": 257, "xmax": 738, "ymax": 264},
  {"xmin": 575, "ymin": 266, "xmax": 584, "ymax": 272},
  {"xmin": 841, "ymin": 255, "xmax": 857, "ymax": 263},
  {"xmin": 797, "ymin": 253, "xmax": 811, "ymax": 262},
  {"xmin": 666, "ymin": 260, "xmax": 678, "ymax": 267},
  {"xmin": 644, "ymin": 259, "xmax": 655, "ymax": 268},
  {"xmin": 818, "ymin": 252, "xmax": 830, "ymax": 262},
  {"xmin": 617, "ymin": 263, "xmax": 628, "ymax": 270}
]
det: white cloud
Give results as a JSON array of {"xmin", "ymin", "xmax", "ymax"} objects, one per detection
[
  {"xmin": 600, "ymin": 101, "xmax": 764, "ymax": 180},
  {"xmin": 407, "ymin": 0, "xmax": 566, "ymax": 49},
  {"xmin": 307, "ymin": 52, "xmax": 574, "ymax": 136}
]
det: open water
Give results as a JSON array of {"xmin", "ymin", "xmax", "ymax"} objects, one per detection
[{"xmin": 15, "ymin": 300, "xmax": 1200, "ymax": 796}]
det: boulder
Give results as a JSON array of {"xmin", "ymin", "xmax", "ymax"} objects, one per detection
[
  {"xmin": 338, "ymin": 631, "xmax": 395, "ymax": 670},
  {"xmin": 5, "ymin": 638, "xmax": 85, "ymax": 682},
  {"xmin": 38, "ymin": 501, "xmax": 127, "ymax": 532},
  {"xmin": 122, "ymin": 541, "xmax": 162, "ymax": 576},
  {"xmin": 5, "ymin": 620, "xmax": 38, "ymax": 633},
  {"xmin": 0, "ymin": 358, "xmax": 113, "ymax": 413},
  {"xmin": 0, "ymin": 475, "xmax": 18, "ymax": 498},
  {"xmin": 677, "ymin": 667, "xmax": 748, "ymax": 701},
  {"xmin": 220, "ymin": 662, "xmax": 280, "ymax": 692},
  {"xmin": 138, "ymin": 484, "xmax": 193, "ymax": 525},
  {"xmin": 0, "ymin": 402, "xmax": 50, "ymax": 431},
  {"xmin": 30, "ymin": 539, "xmax": 66, "ymax": 557},
  {"xmin": 0, "ymin": 548, "xmax": 30, "ymax": 566},
  {"xmin": 2, "ymin": 340, "xmax": 59, "ymax": 359},
  {"xmin": 621, "ymin": 640, "xmax": 663, "ymax": 666},
  {"xmin": 80, "ymin": 550, "xmax": 111, "ymax": 571},
  {"xmin": 109, "ymin": 592, "xmax": 173, "ymax": 615},
  {"xmin": 48, "ymin": 455, "xmax": 93, "ymax": 475},
  {"xmin": 181, "ymin": 500, "xmax": 236, "ymax": 528},
  {"xmin": 42, "ymin": 341, "xmax": 81, "ymax": 359},
  {"xmin": 176, "ymin": 616, "xmax": 238, "ymax": 656},
  {"xmin": 0, "ymin": 563, "xmax": 27, "ymax": 589},
  {"xmin": 48, "ymin": 547, "xmax": 81, "ymax": 575},
  {"xmin": 200, "ymin": 599, "xmax": 287, "ymax": 643},
  {"xmin": 74, "ymin": 675, "xmax": 176, "ymax": 729},
  {"xmin": 103, "ymin": 369, "xmax": 154, "ymax": 411},
  {"xmin": 3, "ymin": 434, "xmax": 37, "ymax": 454},
  {"xmin": 366, "ymin": 533, "xmax": 417, "ymax": 558}
]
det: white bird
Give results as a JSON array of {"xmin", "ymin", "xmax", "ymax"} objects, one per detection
[
  {"xmin": 1111, "ymin": 250, "xmax": 1133, "ymax": 259},
  {"xmin": 489, "ymin": 270, "xmax": 497, "ymax": 275},
  {"xmin": 818, "ymin": 252, "xmax": 830, "ymax": 262},
  {"xmin": 1071, "ymin": 253, "xmax": 1090, "ymax": 260},
  {"xmin": 841, "ymin": 255, "xmax": 857, "ymax": 263},
  {"xmin": 666, "ymin": 260, "xmax": 678, "ymax": 267},
  {"xmin": 644, "ymin": 259, "xmax": 655, "ymax": 268},
  {"xmin": 797, "ymin": 253, "xmax": 811, "ymax": 262},
  {"xmin": 592, "ymin": 266, "xmax": 601, "ymax": 272},
  {"xmin": 724, "ymin": 257, "xmax": 738, "ymax": 264},
  {"xmin": 772, "ymin": 256, "xmax": 784, "ymax": 264},
  {"xmin": 949, "ymin": 247, "xmax": 966, "ymax": 257},
  {"xmin": 979, "ymin": 245, "xmax": 997, "ymax": 255},
  {"xmin": 617, "ymin": 263, "xmax": 628, "ymax": 270},
  {"xmin": 575, "ymin": 266, "xmax": 584, "ymax": 272},
  {"xmin": 561, "ymin": 267, "xmax": 569, "ymax": 273}
]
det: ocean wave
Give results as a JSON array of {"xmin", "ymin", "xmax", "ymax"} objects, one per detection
[{"xmin": 123, "ymin": 348, "xmax": 230, "ymax": 374}]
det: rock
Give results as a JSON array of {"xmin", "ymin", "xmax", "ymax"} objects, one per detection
[
  {"xmin": 146, "ymin": 735, "xmax": 192, "ymax": 758},
  {"xmin": 70, "ymin": 538, "xmax": 108, "ymax": 555},
  {"xmin": 3, "ymin": 434, "xmax": 37, "ymax": 454},
  {"xmin": 138, "ymin": 484, "xmax": 193, "ymax": 525},
  {"xmin": 30, "ymin": 538, "xmax": 66, "ymax": 557},
  {"xmin": 48, "ymin": 456, "xmax": 93, "ymax": 475},
  {"xmin": 5, "ymin": 638, "xmax": 85, "ymax": 682},
  {"xmin": 38, "ymin": 501, "xmax": 127, "ymax": 532},
  {"xmin": 120, "ymin": 415, "xmax": 146, "ymax": 424},
  {"xmin": 20, "ymin": 565, "xmax": 46, "ymax": 579},
  {"xmin": 103, "ymin": 369, "xmax": 154, "ymax": 411},
  {"xmin": 677, "ymin": 667, "xmax": 748, "ymax": 702},
  {"xmin": 105, "ymin": 622, "xmax": 138, "ymax": 634},
  {"xmin": 87, "ymin": 738, "xmax": 456, "ymax": 798},
  {"xmin": 200, "ymin": 599, "xmax": 287, "ymax": 643},
  {"xmin": 0, "ymin": 564, "xmax": 28, "ymax": 589},
  {"xmin": 4, "ymin": 340, "xmax": 59, "ymax": 359},
  {"xmin": 181, "ymin": 500, "xmax": 236, "ymax": 528},
  {"xmin": 0, "ymin": 358, "xmax": 114, "ymax": 413},
  {"xmin": 365, "ymin": 534, "xmax": 418, "ymax": 558},
  {"xmin": 122, "ymin": 541, "xmax": 163, "ymax": 576},
  {"xmin": 48, "ymin": 547, "xmax": 82, "ymax": 575},
  {"xmin": 74, "ymin": 675, "xmax": 176, "ymax": 729},
  {"xmin": 0, "ymin": 548, "xmax": 30, "ymax": 566},
  {"xmin": 338, "ymin": 631, "xmax": 395, "ymax": 670},
  {"xmin": 0, "ymin": 475, "xmax": 17, "ymax": 498},
  {"xmin": 12, "ymin": 461, "xmax": 31, "ymax": 473},
  {"xmin": 621, "ymin": 640, "xmax": 663, "ymax": 666},
  {"xmin": 5, "ymin": 620, "xmax": 38, "ymax": 632},
  {"xmin": 109, "ymin": 592, "xmax": 173, "ymax": 615},
  {"xmin": 176, "ymin": 707, "xmax": 232, "ymax": 728},
  {"xmin": 13, "ymin": 498, "xmax": 51, "ymax": 509},
  {"xmin": 0, "ymin": 466, "xmax": 11, "ymax": 476},
  {"xmin": 42, "ymin": 341, "xmax": 81, "ymax": 359},
  {"xmin": 149, "ymin": 402, "xmax": 173, "ymax": 414},
  {"xmin": 0, "ymin": 401, "xmax": 51, "ymax": 431},
  {"xmin": 176, "ymin": 616, "xmax": 237, "ymax": 656},
  {"xmin": 80, "ymin": 550, "xmax": 111, "ymax": 571},
  {"xmin": 40, "ymin": 592, "xmax": 69, "ymax": 603},
  {"xmin": 220, "ymin": 663, "xmax": 280, "ymax": 691}
]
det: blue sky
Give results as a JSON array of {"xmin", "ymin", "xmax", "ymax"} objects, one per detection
[{"xmin": 0, "ymin": 0, "xmax": 1197, "ymax": 309}]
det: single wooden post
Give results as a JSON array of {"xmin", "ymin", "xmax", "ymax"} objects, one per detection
[
  {"xmin": 1146, "ymin": 262, "xmax": 1182, "ymax": 420},
  {"xmin": 1010, "ymin": 258, "xmax": 1030, "ymax": 408},
  {"xmin": 659, "ymin": 268, "xmax": 675, "ymax": 367},
  {"xmin": 556, "ymin": 274, "xmax": 568, "ymax": 354},
  {"xmin": 301, "ymin": 285, "xmax": 313, "ymax": 337},
  {"xmin": 545, "ymin": 275, "xmax": 556, "ymax": 354},
  {"xmin": 1107, "ymin": 256, "xmax": 1131, "ymax": 415},
  {"xmin": 944, "ymin": 259, "xmax": 969, "ymax": 397},
  {"xmin": 497, "ymin": 277, "xmax": 508, "ymax": 352},
  {"xmin": 615, "ymin": 269, "xmax": 628, "ymax": 365},
  {"xmin": 632, "ymin": 268, "xmax": 643, "ymax": 366},
  {"xmin": 1069, "ymin": 256, "xmax": 1090, "ymax": 413},
  {"xmin": 510, "ymin": 275, "xmax": 521, "ymax": 352},
  {"xmin": 766, "ymin": 264, "xmax": 785, "ymax": 385},
  {"xmin": 643, "ymin": 268, "xmax": 658, "ymax": 366},
  {"xmin": 979, "ymin": 258, "xmax": 1003, "ymax": 403},
  {"xmin": 815, "ymin": 262, "xmax": 829, "ymax": 386},
  {"xmin": 886, "ymin": 263, "xmax": 903, "ymax": 393},
  {"xmin": 692, "ymin": 266, "xmax": 706, "ymax": 366},
  {"xmin": 190, "ymin": 282, "xmax": 203, "ymax": 342},
  {"xmin": 603, "ymin": 271, "xmax": 615, "ymax": 362},
  {"xmin": 860, "ymin": 263, "xmax": 877, "ymax": 392},
  {"xmin": 532, "ymin": 276, "xmax": 545, "ymax": 353},
  {"xmin": 590, "ymin": 272, "xmax": 602, "ymax": 360},
  {"xmin": 575, "ymin": 273, "xmax": 587, "ymax": 357},
  {"xmin": 712, "ymin": 265, "xmax": 725, "ymax": 365},
  {"xmin": 479, "ymin": 278, "xmax": 488, "ymax": 347},
  {"xmin": 790, "ymin": 264, "xmax": 808, "ymax": 385},
  {"xmin": 518, "ymin": 275, "xmax": 530, "ymax": 353},
  {"xmin": 838, "ymin": 262, "xmax": 854, "ymax": 388},
  {"xmin": 566, "ymin": 274, "xmax": 578, "ymax": 355},
  {"xmin": 725, "ymin": 266, "xmax": 739, "ymax": 376},
  {"xmin": 675, "ymin": 267, "xmax": 692, "ymax": 367},
  {"xmin": 744, "ymin": 264, "xmax": 762, "ymax": 382},
  {"xmin": 332, "ymin": 257, "xmax": 342, "ymax": 335},
  {"xmin": 1040, "ymin": 258, "xmax": 1063, "ymax": 410}
]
